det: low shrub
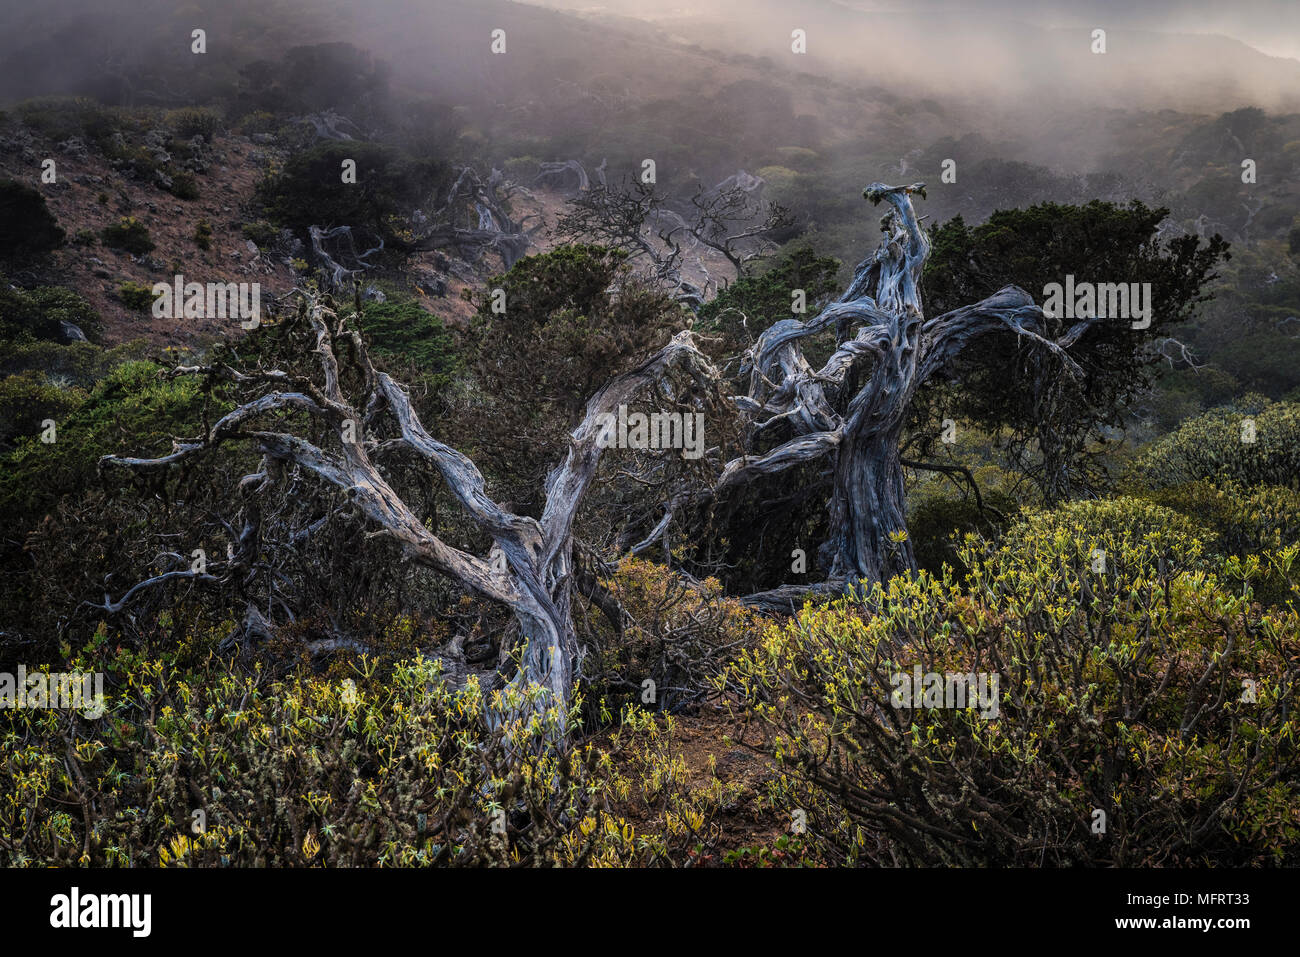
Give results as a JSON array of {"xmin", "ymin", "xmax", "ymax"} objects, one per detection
[
  {"xmin": 729, "ymin": 498, "xmax": 1300, "ymax": 865},
  {"xmin": 0, "ymin": 180, "xmax": 64, "ymax": 258},
  {"xmin": 101, "ymin": 216, "xmax": 154, "ymax": 255},
  {"xmin": 1131, "ymin": 397, "xmax": 1300, "ymax": 491},
  {"xmin": 118, "ymin": 281, "xmax": 155, "ymax": 312},
  {"xmin": 0, "ymin": 638, "xmax": 729, "ymax": 867}
]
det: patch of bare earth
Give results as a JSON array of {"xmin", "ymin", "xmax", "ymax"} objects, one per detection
[{"xmin": 2, "ymin": 130, "xmax": 295, "ymax": 349}]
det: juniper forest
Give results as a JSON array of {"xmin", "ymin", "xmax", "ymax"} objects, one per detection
[{"xmin": 1, "ymin": 0, "xmax": 1299, "ymax": 873}]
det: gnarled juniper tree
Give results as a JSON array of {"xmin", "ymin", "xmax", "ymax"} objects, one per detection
[{"xmin": 100, "ymin": 182, "xmax": 1170, "ymax": 720}]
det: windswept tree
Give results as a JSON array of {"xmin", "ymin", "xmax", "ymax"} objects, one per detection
[
  {"xmin": 624, "ymin": 184, "xmax": 1227, "ymax": 604},
  {"xmin": 98, "ymin": 181, "xmax": 1228, "ymax": 723},
  {"xmin": 915, "ymin": 201, "xmax": 1230, "ymax": 501},
  {"xmin": 555, "ymin": 169, "xmax": 794, "ymax": 305},
  {"xmin": 100, "ymin": 293, "xmax": 720, "ymax": 723}
]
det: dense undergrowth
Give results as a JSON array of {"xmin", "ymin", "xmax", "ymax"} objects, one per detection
[{"xmin": 4, "ymin": 496, "xmax": 1295, "ymax": 867}]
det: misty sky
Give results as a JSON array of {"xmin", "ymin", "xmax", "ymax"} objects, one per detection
[
  {"xmin": 538, "ymin": 0, "xmax": 1300, "ymax": 61},
  {"xmin": 852, "ymin": 0, "xmax": 1300, "ymax": 60}
]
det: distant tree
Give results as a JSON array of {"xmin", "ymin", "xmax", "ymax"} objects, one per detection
[
  {"xmin": 556, "ymin": 170, "xmax": 794, "ymax": 305},
  {"xmin": 0, "ymin": 180, "xmax": 64, "ymax": 259},
  {"xmin": 258, "ymin": 141, "xmax": 448, "ymax": 238}
]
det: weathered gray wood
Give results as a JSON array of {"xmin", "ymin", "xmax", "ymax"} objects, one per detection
[
  {"xmin": 631, "ymin": 182, "xmax": 1089, "ymax": 601},
  {"xmin": 101, "ymin": 301, "xmax": 720, "ymax": 731},
  {"xmin": 102, "ymin": 181, "xmax": 1103, "ymax": 734}
]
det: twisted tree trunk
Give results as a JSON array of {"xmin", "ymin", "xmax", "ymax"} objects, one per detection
[
  {"xmin": 828, "ymin": 426, "xmax": 914, "ymax": 583},
  {"xmin": 627, "ymin": 183, "xmax": 1092, "ymax": 608},
  {"xmin": 100, "ymin": 299, "xmax": 717, "ymax": 731},
  {"xmin": 100, "ymin": 180, "xmax": 1099, "ymax": 729}
]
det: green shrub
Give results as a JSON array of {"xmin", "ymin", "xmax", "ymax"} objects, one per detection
[
  {"xmin": 14, "ymin": 97, "xmax": 116, "ymax": 147},
  {"xmin": 356, "ymin": 297, "xmax": 461, "ymax": 390},
  {"xmin": 164, "ymin": 106, "xmax": 221, "ymax": 141},
  {"xmin": 0, "ymin": 370, "xmax": 85, "ymax": 451},
  {"xmin": 118, "ymin": 281, "xmax": 155, "ymax": 312},
  {"xmin": 100, "ymin": 216, "xmax": 154, "ymax": 255},
  {"xmin": 1147, "ymin": 480, "xmax": 1300, "ymax": 556},
  {"xmin": 0, "ymin": 360, "xmax": 209, "ymax": 524},
  {"xmin": 257, "ymin": 141, "xmax": 450, "ymax": 237},
  {"xmin": 697, "ymin": 244, "xmax": 841, "ymax": 370},
  {"xmin": 194, "ymin": 218, "xmax": 213, "ymax": 250},
  {"xmin": 1144, "ymin": 479, "xmax": 1300, "ymax": 604},
  {"xmin": 1131, "ymin": 397, "xmax": 1300, "ymax": 490},
  {"xmin": 730, "ymin": 498, "xmax": 1299, "ymax": 865},
  {"xmin": 0, "ymin": 339, "xmax": 131, "ymax": 386},
  {"xmin": 0, "ymin": 648, "xmax": 588, "ymax": 866},
  {"xmin": 240, "ymin": 220, "xmax": 278, "ymax": 248},
  {"xmin": 0, "ymin": 180, "xmax": 64, "ymax": 258},
  {"xmin": 907, "ymin": 485, "xmax": 1017, "ymax": 578},
  {"xmin": 0, "ymin": 283, "xmax": 99, "ymax": 342},
  {"xmin": 167, "ymin": 171, "xmax": 200, "ymax": 201},
  {"xmin": 237, "ymin": 111, "xmax": 277, "ymax": 135},
  {"xmin": 988, "ymin": 497, "xmax": 1207, "ymax": 591}
]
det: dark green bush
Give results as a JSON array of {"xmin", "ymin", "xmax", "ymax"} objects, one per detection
[
  {"xmin": 0, "ymin": 283, "xmax": 98, "ymax": 342},
  {"xmin": 167, "ymin": 171, "xmax": 200, "ymax": 200},
  {"xmin": 0, "ymin": 370, "xmax": 85, "ymax": 452},
  {"xmin": 100, "ymin": 216, "xmax": 154, "ymax": 255},
  {"xmin": 0, "ymin": 180, "xmax": 64, "ymax": 258},
  {"xmin": 118, "ymin": 281, "xmax": 155, "ymax": 312},
  {"xmin": 357, "ymin": 297, "xmax": 461, "ymax": 388},
  {"xmin": 257, "ymin": 141, "xmax": 449, "ymax": 238},
  {"xmin": 241, "ymin": 220, "xmax": 279, "ymax": 247},
  {"xmin": 0, "ymin": 360, "xmax": 208, "ymax": 525}
]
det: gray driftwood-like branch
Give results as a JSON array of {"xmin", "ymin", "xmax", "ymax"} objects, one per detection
[
  {"xmin": 619, "ymin": 182, "xmax": 1106, "ymax": 610},
  {"xmin": 405, "ymin": 166, "xmax": 539, "ymax": 270},
  {"xmin": 100, "ymin": 297, "xmax": 717, "ymax": 729},
  {"xmin": 309, "ymin": 166, "xmax": 539, "ymax": 290},
  {"xmin": 309, "ymin": 225, "xmax": 384, "ymax": 289},
  {"xmin": 534, "ymin": 159, "xmax": 591, "ymax": 194},
  {"xmin": 290, "ymin": 110, "xmax": 362, "ymax": 142},
  {"xmin": 556, "ymin": 169, "xmax": 791, "ymax": 306}
]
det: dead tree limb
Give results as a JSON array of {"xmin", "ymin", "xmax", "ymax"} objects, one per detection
[{"xmin": 100, "ymin": 297, "xmax": 717, "ymax": 730}]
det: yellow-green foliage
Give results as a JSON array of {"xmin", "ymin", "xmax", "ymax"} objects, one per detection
[
  {"xmin": 2, "ymin": 646, "xmax": 573, "ymax": 866},
  {"xmin": 0, "ymin": 630, "xmax": 730, "ymax": 868},
  {"xmin": 1144, "ymin": 479, "xmax": 1300, "ymax": 604},
  {"xmin": 588, "ymin": 557, "xmax": 764, "ymax": 710},
  {"xmin": 729, "ymin": 498, "xmax": 1300, "ymax": 865},
  {"xmin": 1132, "ymin": 397, "xmax": 1300, "ymax": 491}
]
